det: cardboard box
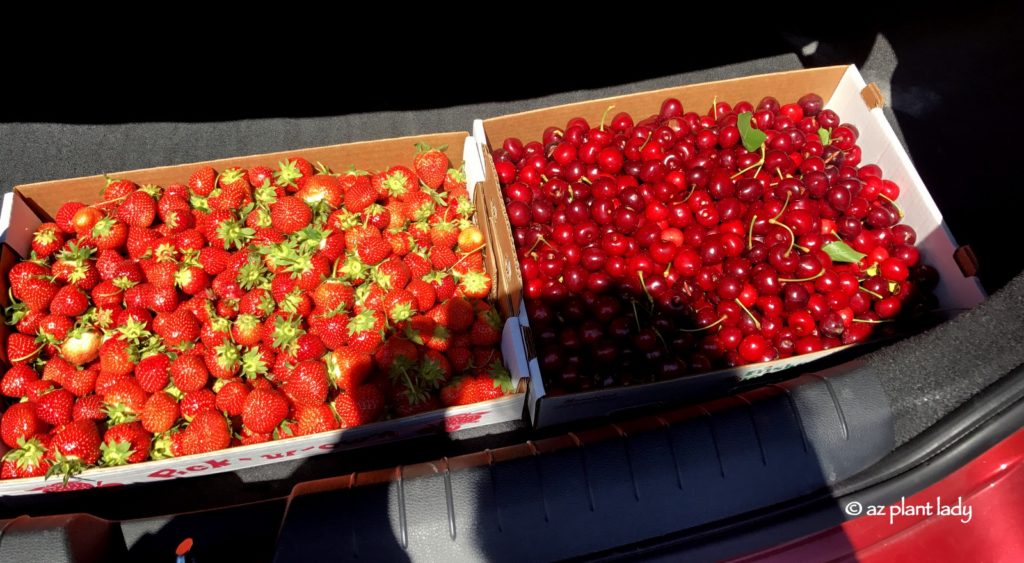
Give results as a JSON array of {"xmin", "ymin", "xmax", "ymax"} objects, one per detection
[
  {"xmin": 0, "ymin": 132, "xmax": 530, "ymax": 495},
  {"xmin": 471, "ymin": 65, "xmax": 987, "ymax": 428}
]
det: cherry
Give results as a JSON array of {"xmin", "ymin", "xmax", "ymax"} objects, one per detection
[{"xmin": 739, "ymin": 334, "xmax": 774, "ymax": 363}]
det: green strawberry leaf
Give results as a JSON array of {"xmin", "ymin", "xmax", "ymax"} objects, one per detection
[
  {"xmin": 736, "ymin": 112, "xmax": 767, "ymax": 152},
  {"xmin": 818, "ymin": 127, "xmax": 831, "ymax": 146},
  {"xmin": 822, "ymin": 241, "xmax": 867, "ymax": 264}
]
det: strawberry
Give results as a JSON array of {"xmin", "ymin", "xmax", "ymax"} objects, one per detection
[
  {"xmin": 429, "ymin": 221, "xmax": 459, "ymax": 249},
  {"xmin": 214, "ymin": 379, "xmax": 250, "ymax": 416},
  {"xmin": 413, "ymin": 144, "xmax": 449, "ymax": 189},
  {"xmin": 447, "ymin": 363, "xmax": 513, "ymax": 406},
  {"xmin": 8, "ymin": 332, "xmax": 43, "ymax": 364},
  {"xmin": 136, "ymin": 353, "xmax": 171, "ymax": 393},
  {"xmin": 144, "ymin": 260, "xmax": 177, "ymax": 288},
  {"xmin": 49, "ymin": 285, "xmax": 89, "ymax": 317},
  {"xmin": 180, "ymin": 388, "xmax": 217, "ymax": 420},
  {"xmin": 420, "ymin": 350, "xmax": 452, "ymax": 388},
  {"xmin": 270, "ymin": 196, "xmax": 312, "ymax": 234},
  {"xmin": 282, "ymin": 360, "xmax": 329, "ymax": 407},
  {"xmin": 294, "ymin": 333, "xmax": 326, "ymax": 362},
  {"xmin": 1, "ymin": 364, "xmax": 39, "ymax": 397},
  {"xmin": 181, "ymin": 410, "xmax": 231, "ymax": 455},
  {"xmin": 241, "ymin": 388, "xmax": 289, "ymax": 433},
  {"xmin": 63, "ymin": 366, "xmax": 98, "ymax": 397},
  {"xmin": 101, "ymin": 422, "xmax": 151, "ymax": 465},
  {"xmin": 431, "ymin": 297, "xmax": 475, "ymax": 333},
  {"xmin": 91, "ymin": 216, "xmax": 129, "ymax": 250},
  {"xmin": 312, "ymin": 279, "xmax": 355, "ymax": 312},
  {"xmin": 38, "ymin": 314, "xmax": 73, "ymax": 343},
  {"xmin": 295, "ymin": 403, "xmax": 339, "ymax": 436},
  {"xmin": 117, "ymin": 190, "xmax": 157, "ymax": 227},
  {"xmin": 189, "ymin": 166, "xmax": 218, "ymax": 196},
  {"xmin": 72, "ymin": 394, "xmax": 108, "ymax": 422},
  {"xmin": 169, "ymin": 354, "xmax": 208, "ymax": 393},
  {"xmin": 392, "ymin": 386, "xmax": 440, "ymax": 418},
  {"xmin": 457, "ymin": 225, "xmax": 485, "ymax": 252},
  {"xmin": 247, "ymin": 166, "xmax": 276, "ymax": 190},
  {"xmin": 381, "ymin": 166, "xmax": 417, "ymax": 201},
  {"xmin": 153, "ymin": 309, "xmax": 201, "ymax": 347},
  {"xmin": 470, "ymin": 308, "xmax": 502, "ymax": 346},
  {"xmin": 175, "ymin": 265, "xmax": 209, "ymax": 296},
  {"xmin": 403, "ymin": 253, "xmax": 433, "ymax": 278},
  {"xmin": 274, "ymin": 157, "xmax": 314, "ymax": 190},
  {"xmin": 32, "ymin": 223, "xmax": 64, "ymax": 257},
  {"xmin": 429, "ymin": 246, "xmax": 458, "ymax": 270},
  {"xmin": 457, "ymin": 270, "xmax": 492, "ymax": 299},
  {"xmin": 140, "ymin": 392, "xmax": 179, "ymax": 434},
  {"xmin": 231, "ymin": 313, "xmax": 263, "ymax": 347},
  {"xmin": 406, "ymin": 279, "xmax": 436, "ymax": 312},
  {"xmin": 382, "ymin": 289, "xmax": 416, "ymax": 323},
  {"xmin": 36, "ymin": 388, "xmax": 75, "ymax": 426},
  {"xmin": 443, "ymin": 166, "xmax": 467, "ymax": 193},
  {"xmin": 328, "ymin": 347, "xmax": 373, "ymax": 391},
  {"xmin": 296, "ymin": 174, "xmax": 344, "ymax": 208},
  {"xmin": 333, "ymin": 383, "xmax": 385, "ymax": 428},
  {"xmin": 446, "ymin": 346, "xmax": 473, "ymax": 374},
  {"xmin": 104, "ymin": 378, "xmax": 147, "ymax": 423},
  {"xmin": 1, "ymin": 437, "xmax": 49, "ymax": 478},
  {"xmin": 15, "ymin": 277, "xmax": 59, "ymax": 312},
  {"xmin": 48, "ymin": 420, "xmax": 101, "ymax": 480},
  {"xmin": 375, "ymin": 257, "xmax": 411, "ymax": 291},
  {"xmin": 55, "ymin": 202, "xmax": 87, "ymax": 234},
  {"xmin": 1, "ymin": 402, "xmax": 46, "ymax": 448},
  {"xmin": 346, "ymin": 310, "xmax": 384, "ymax": 355},
  {"xmin": 344, "ymin": 178, "xmax": 378, "ymax": 213},
  {"xmin": 102, "ymin": 177, "xmax": 138, "ymax": 202},
  {"xmin": 356, "ymin": 234, "xmax": 392, "ymax": 265},
  {"xmin": 373, "ymin": 337, "xmax": 418, "ymax": 374}
]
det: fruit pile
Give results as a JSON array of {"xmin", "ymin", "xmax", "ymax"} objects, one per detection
[
  {"xmin": 0, "ymin": 146, "xmax": 513, "ymax": 481},
  {"xmin": 493, "ymin": 95, "xmax": 939, "ymax": 393}
]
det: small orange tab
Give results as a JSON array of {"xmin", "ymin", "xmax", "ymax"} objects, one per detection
[{"xmin": 861, "ymin": 83, "xmax": 885, "ymax": 109}]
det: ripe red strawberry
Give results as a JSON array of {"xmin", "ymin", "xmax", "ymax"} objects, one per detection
[
  {"xmin": 403, "ymin": 315, "xmax": 435, "ymax": 346},
  {"xmin": 55, "ymin": 202, "xmax": 87, "ymax": 234},
  {"xmin": 375, "ymin": 257, "xmax": 411, "ymax": 291},
  {"xmin": 392, "ymin": 386, "xmax": 440, "ymax": 418},
  {"xmin": 295, "ymin": 403, "xmax": 339, "ymax": 436},
  {"xmin": 247, "ymin": 165, "xmax": 276, "ymax": 190},
  {"xmin": 282, "ymin": 361, "xmax": 329, "ymax": 407},
  {"xmin": 373, "ymin": 337, "xmax": 418, "ymax": 375},
  {"xmin": 382, "ymin": 289, "xmax": 416, "ymax": 323},
  {"xmin": 98, "ymin": 338, "xmax": 135, "ymax": 376},
  {"xmin": 180, "ymin": 388, "xmax": 217, "ymax": 420},
  {"xmin": 91, "ymin": 216, "xmax": 129, "ymax": 250},
  {"xmin": 102, "ymin": 177, "xmax": 138, "ymax": 202},
  {"xmin": 13, "ymin": 310, "xmax": 45, "ymax": 337},
  {"xmin": 457, "ymin": 270, "xmax": 492, "ymax": 299},
  {"xmin": 32, "ymin": 223, "xmax": 64, "ymax": 257},
  {"xmin": 406, "ymin": 279, "xmax": 436, "ymax": 311},
  {"xmin": 182, "ymin": 410, "xmax": 231, "ymax": 455},
  {"xmin": 140, "ymin": 391, "xmax": 179, "ymax": 434},
  {"xmin": 153, "ymin": 309, "xmax": 201, "ymax": 348},
  {"xmin": 445, "ymin": 364, "xmax": 513, "ymax": 406},
  {"xmin": 117, "ymin": 190, "xmax": 157, "ymax": 227},
  {"xmin": 136, "ymin": 353, "xmax": 171, "ymax": 393},
  {"xmin": 429, "ymin": 246, "xmax": 458, "ymax": 270},
  {"xmin": 49, "ymin": 419, "xmax": 101, "ymax": 470},
  {"xmin": 242, "ymin": 388, "xmax": 289, "ymax": 433},
  {"xmin": 175, "ymin": 265, "xmax": 209, "ymax": 296},
  {"xmin": 294, "ymin": 334, "xmax": 326, "ymax": 362},
  {"xmin": 171, "ymin": 354, "xmax": 209, "ymax": 392},
  {"xmin": 38, "ymin": 314, "xmax": 74, "ymax": 343},
  {"xmin": 8, "ymin": 332, "xmax": 43, "ymax": 364},
  {"xmin": 296, "ymin": 174, "xmax": 344, "ymax": 208},
  {"xmin": 328, "ymin": 347, "xmax": 373, "ymax": 391},
  {"xmin": 15, "ymin": 277, "xmax": 59, "ymax": 312},
  {"xmin": 37, "ymin": 388, "xmax": 75, "ymax": 426},
  {"xmin": 333, "ymin": 383, "xmax": 385, "ymax": 428},
  {"xmin": 430, "ymin": 297, "xmax": 475, "ymax": 333},
  {"xmin": 443, "ymin": 166, "xmax": 467, "ymax": 193},
  {"xmin": 101, "ymin": 422, "xmax": 151, "ymax": 465},
  {"xmin": 413, "ymin": 144, "xmax": 449, "ymax": 189},
  {"xmin": 453, "ymin": 252, "xmax": 484, "ymax": 276},
  {"xmin": 231, "ymin": 313, "xmax": 263, "ymax": 347},
  {"xmin": 274, "ymin": 157, "xmax": 314, "ymax": 189},
  {"xmin": 198, "ymin": 246, "xmax": 232, "ymax": 276},
  {"xmin": 381, "ymin": 166, "xmax": 417, "ymax": 200},
  {"xmin": 312, "ymin": 279, "xmax": 355, "ymax": 312},
  {"xmin": 214, "ymin": 379, "xmax": 250, "ymax": 416},
  {"xmin": 1, "ymin": 364, "xmax": 39, "ymax": 397},
  {"xmin": 346, "ymin": 310, "xmax": 384, "ymax": 354},
  {"xmin": 429, "ymin": 221, "xmax": 459, "ymax": 249},
  {"xmin": 470, "ymin": 308, "xmax": 502, "ymax": 346},
  {"xmin": 63, "ymin": 366, "xmax": 98, "ymax": 397},
  {"xmin": 189, "ymin": 166, "xmax": 218, "ymax": 196},
  {"xmin": 1, "ymin": 402, "xmax": 46, "ymax": 448},
  {"xmin": 356, "ymin": 234, "xmax": 392, "ymax": 265},
  {"xmin": 72, "ymin": 394, "xmax": 107, "ymax": 422},
  {"xmin": 1, "ymin": 436, "xmax": 49, "ymax": 478},
  {"xmin": 404, "ymin": 253, "xmax": 433, "ymax": 279},
  {"xmin": 420, "ymin": 350, "xmax": 452, "ymax": 387},
  {"xmin": 270, "ymin": 196, "xmax": 313, "ymax": 234},
  {"xmin": 104, "ymin": 378, "xmax": 147, "ymax": 423},
  {"xmin": 403, "ymin": 192, "xmax": 435, "ymax": 223},
  {"xmin": 345, "ymin": 177, "xmax": 378, "ymax": 212},
  {"xmin": 49, "ymin": 285, "xmax": 89, "ymax": 317},
  {"xmin": 143, "ymin": 260, "xmax": 177, "ymax": 288}
]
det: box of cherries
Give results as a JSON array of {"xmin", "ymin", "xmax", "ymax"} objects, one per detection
[{"xmin": 472, "ymin": 65, "xmax": 986, "ymax": 427}]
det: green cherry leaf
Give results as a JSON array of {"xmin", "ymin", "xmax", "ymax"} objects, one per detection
[
  {"xmin": 818, "ymin": 127, "xmax": 831, "ymax": 146},
  {"xmin": 736, "ymin": 112, "xmax": 767, "ymax": 152},
  {"xmin": 822, "ymin": 240, "xmax": 867, "ymax": 264}
]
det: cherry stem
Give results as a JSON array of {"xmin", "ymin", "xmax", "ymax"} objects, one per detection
[
  {"xmin": 852, "ymin": 318, "xmax": 894, "ymax": 324},
  {"xmin": 630, "ymin": 300, "xmax": 642, "ymax": 333},
  {"xmin": 877, "ymin": 193, "xmax": 905, "ymax": 218},
  {"xmin": 11, "ymin": 343, "xmax": 45, "ymax": 363},
  {"xmin": 540, "ymin": 174, "xmax": 549, "ymax": 183},
  {"xmin": 448, "ymin": 243, "xmax": 487, "ymax": 270},
  {"xmin": 734, "ymin": 299, "xmax": 761, "ymax": 330},
  {"xmin": 578, "ymin": 176, "xmax": 592, "ymax": 185},
  {"xmin": 599, "ymin": 105, "xmax": 616, "ymax": 132},
  {"xmin": 639, "ymin": 132, "xmax": 653, "ymax": 151},
  {"xmin": 859, "ymin": 286, "xmax": 884, "ymax": 299},
  {"xmin": 748, "ymin": 214, "xmax": 758, "ymax": 250},
  {"xmin": 88, "ymin": 194, "xmax": 129, "ymax": 208},
  {"xmin": 731, "ymin": 145, "xmax": 766, "ymax": 179},
  {"xmin": 772, "ymin": 192, "xmax": 792, "ymax": 221},
  {"xmin": 769, "ymin": 218, "xmax": 796, "ymax": 256},
  {"xmin": 712, "ymin": 95, "xmax": 718, "ymax": 121},
  {"xmin": 779, "ymin": 270, "xmax": 825, "ymax": 283},
  {"xmin": 525, "ymin": 236, "xmax": 552, "ymax": 255},
  {"xmin": 680, "ymin": 315, "xmax": 728, "ymax": 332},
  {"xmin": 637, "ymin": 271, "xmax": 653, "ymax": 304},
  {"xmin": 681, "ymin": 184, "xmax": 696, "ymax": 203}
]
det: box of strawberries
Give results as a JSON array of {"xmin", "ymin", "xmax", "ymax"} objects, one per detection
[
  {"xmin": 0, "ymin": 131, "xmax": 531, "ymax": 495},
  {"xmin": 472, "ymin": 65, "xmax": 987, "ymax": 427}
]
